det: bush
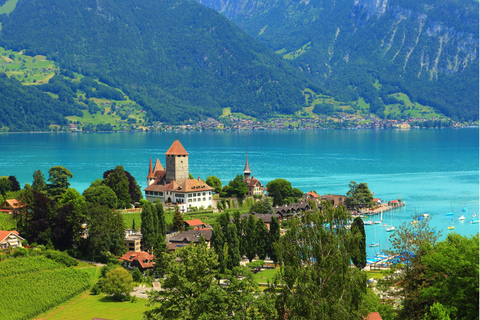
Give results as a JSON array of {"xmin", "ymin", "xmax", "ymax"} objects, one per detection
[
  {"xmin": 90, "ymin": 282, "xmax": 101, "ymax": 295},
  {"xmin": 43, "ymin": 250, "xmax": 79, "ymax": 267},
  {"xmin": 132, "ymin": 268, "xmax": 143, "ymax": 282}
]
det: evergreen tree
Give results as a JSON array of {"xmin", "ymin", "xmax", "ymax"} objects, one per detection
[
  {"xmin": 141, "ymin": 202, "xmax": 156, "ymax": 252},
  {"xmin": 268, "ymin": 216, "xmax": 280, "ymax": 265},
  {"xmin": 8, "ymin": 176, "xmax": 20, "ymax": 191},
  {"xmin": 172, "ymin": 205, "xmax": 184, "ymax": 232},
  {"xmin": 232, "ymin": 211, "xmax": 245, "ymax": 257},
  {"xmin": 226, "ymin": 223, "xmax": 241, "ymax": 270},
  {"xmin": 211, "ymin": 223, "xmax": 225, "ymax": 273},
  {"xmin": 351, "ymin": 217, "xmax": 367, "ymax": 269},
  {"xmin": 244, "ymin": 214, "xmax": 257, "ymax": 262},
  {"xmin": 255, "ymin": 218, "xmax": 269, "ymax": 260},
  {"xmin": 0, "ymin": 177, "xmax": 12, "ymax": 198},
  {"xmin": 273, "ymin": 188, "xmax": 283, "ymax": 206},
  {"xmin": 47, "ymin": 166, "xmax": 73, "ymax": 200},
  {"xmin": 32, "ymin": 170, "xmax": 47, "ymax": 193},
  {"xmin": 153, "ymin": 202, "xmax": 168, "ymax": 275}
]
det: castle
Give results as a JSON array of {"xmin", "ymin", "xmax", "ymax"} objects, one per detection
[{"xmin": 144, "ymin": 140, "xmax": 214, "ymax": 212}]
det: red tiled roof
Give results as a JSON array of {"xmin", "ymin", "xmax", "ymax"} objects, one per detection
[
  {"xmin": 154, "ymin": 158, "xmax": 164, "ymax": 172},
  {"xmin": 0, "ymin": 230, "xmax": 21, "ymax": 243},
  {"xmin": 2, "ymin": 199, "xmax": 25, "ymax": 209},
  {"xmin": 119, "ymin": 251, "xmax": 155, "ymax": 269},
  {"xmin": 145, "ymin": 178, "xmax": 213, "ymax": 193},
  {"xmin": 185, "ymin": 219, "xmax": 204, "ymax": 226},
  {"xmin": 365, "ymin": 312, "xmax": 383, "ymax": 320},
  {"xmin": 165, "ymin": 140, "xmax": 189, "ymax": 156},
  {"xmin": 306, "ymin": 191, "xmax": 320, "ymax": 198}
]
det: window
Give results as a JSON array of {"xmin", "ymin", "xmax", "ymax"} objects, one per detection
[
  {"xmin": 203, "ymin": 192, "xmax": 206, "ymax": 196},
  {"xmin": 209, "ymin": 197, "xmax": 211, "ymax": 200},
  {"xmin": 203, "ymin": 197, "xmax": 206, "ymax": 201}
]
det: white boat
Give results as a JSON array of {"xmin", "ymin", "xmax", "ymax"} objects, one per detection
[
  {"xmin": 459, "ymin": 215, "xmax": 465, "ymax": 221},
  {"xmin": 369, "ymin": 242, "xmax": 380, "ymax": 247},
  {"xmin": 422, "ymin": 213, "xmax": 429, "ymax": 218},
  {"xmin": 386, "ymin": 226, "xmax": 395, "ymax": 232},
  {"xmin": 374, "ymin": 221, "xmax": 382, "ymax": 224},
  {"xmin": 471, "ymin": 219, "xmax": 479, "ymax": 224}
]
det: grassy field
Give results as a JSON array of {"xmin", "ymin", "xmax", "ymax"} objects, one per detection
[
  {"xmin": 365, "ymin": 270, "xmax": 388, "ymax": 280},
  {"xmin": 35, "ymin": 292, "xmax": 151, "ymax": 320},
  {"xmin": 282, "ymin": 42, "xmax": 312, "ymax": 60},
  {"xmin": 384, "ymin": 93, "xmax": 444, "ymax": 119},
  {"xmin": 252, "ymin": 267, "xmax": 280, "ymax": 284}
]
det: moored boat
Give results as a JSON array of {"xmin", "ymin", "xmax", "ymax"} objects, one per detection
[
  {"xmin": 448, "ymin": 226, "xmax": 455, "ymax": 230},
  {"xmin": 459, "ymin": 215, "xmax": 465, "ymax": 220},
  {"xmin": 386, "ymin": 226, "xmax": 395, "ymax": 232},
  {"xmin": 471, "ymin": 219, "xmax": 479, "ymax": 224}
]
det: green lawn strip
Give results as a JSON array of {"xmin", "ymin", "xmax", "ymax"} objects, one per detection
[
  {"xmin": 0, "ymin": 0, "xmax": 19, "ymax": 15},
  {"xmin": 36, "ymin": 292, "xmax": 151, "ymax": 320},
  {"xmin": 364, "ymin": 270, "xmax": 388, "ymax": 280},
  {"xmin": 77, "ymin": 266, "xmax": 102, "ymax": 281},
  {"xmin": 252, "ymin": 267, "xmax": 280, "ymax": 285}
]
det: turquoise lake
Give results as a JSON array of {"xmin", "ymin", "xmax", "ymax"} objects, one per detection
[{"xmin": 1, "ymin": 129, "xmax": 478, "ymax": 256}]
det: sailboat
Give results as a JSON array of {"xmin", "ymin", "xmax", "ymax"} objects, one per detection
[
  {"xmin": 459, "ymin": 215, "xmax": 465, "ymax": 221},
  {"xmin": 369, "ymin": 225, "xmax": 380, "ymax": 247}
]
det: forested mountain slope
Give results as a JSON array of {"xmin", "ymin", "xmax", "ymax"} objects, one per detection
[
  {"xmin": 0, "ymin": 0, "xmax": 309, "ymax": 123},
  {"xmin": 196, "ymin": 0, "xmax": 479, "ymax": 121}
]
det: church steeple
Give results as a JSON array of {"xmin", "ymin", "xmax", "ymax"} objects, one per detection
[
  {"xmin": 147, "ymin": 157, "xmax": 155, "ymax": 186},
  {"xmin": 243, "ymin": 152, "xmax": 251, "ymax": 180}
]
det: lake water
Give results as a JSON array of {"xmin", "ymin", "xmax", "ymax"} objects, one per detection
[{"xmin": 1, "ymin": 129, "xmax": 478, "ymax": 255}]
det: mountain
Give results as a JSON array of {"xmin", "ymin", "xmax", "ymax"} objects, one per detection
[
  {"xmin": 196, "ymin": 0, "xmax": 479, "ymax": 121},
  {"xmin": 0, "ymin": 0, "xmax": 310, "ymax": 124}
]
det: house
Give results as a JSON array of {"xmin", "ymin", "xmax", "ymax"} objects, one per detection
[
  {"xmin": 304, "ymin": 191, "xmax": 320, "ymax": 200},
  {"xmin": 168, "ymin": 229, "xmax": 213, "ymax": 251},
  {"xmin": 144, "ymin": 140, "xmax": 214, "ymax": 212},
  {"xmin": 365, "ymin": 312, "xmax": 383, "ymax": 320},
  {"xmin": 0, "ymin": 199, "xmax": 26, "ymax": 215},
  {"xmin": 124, "ymin": 233, "xmax": 143, "ymax": 252},
  {"xmin": 119, "ymin": 251, "xmax": 155, "ymax": 274},
  {"xmin": 243, "ymin": 154, "xmax": 266, "ymax": 196},
  {"xmin": 320, "ymin": 194, "xmax": 345, "ymax": 206},
  {"xmin": 184, "ymin": 219, "xmax": 206, "ymax": 229},
  {"xmin": 0, "ymin": 230, "xmax": 24, "ymax": 249},
  {"xmin": 274, "ymin": 202, "xmax": 311, "ymax": 219}
]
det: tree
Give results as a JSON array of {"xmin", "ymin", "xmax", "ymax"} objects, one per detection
[
  {"xmin": 249, "ymin": 197, "xmax": 274, "ymax": 214},
  {"xmin": 32, "ymin": 170, "xmax": 47, "ymax": 193},
  {"xmin": 8, "ymin": 176, "xmax": 20, "ymax": 191},
  {"xmin": 145, "ymin": 240, "xmax": 273, "ymax": 320},
  {"xmin": 266, "ymin": 178, "xmax": 294, "ymax": 205},
  {"xmin": 267, "ymin": 216, "xmax": 280, "ymax": 265},
  {"xmin": 244, "ymin": 214, "xmax": 257, "ymax": 262},
  {"xmin": 211, "ymin": 223, "xmax": 226, "ymax": 273},
  {"xmin": 345, "ymin": 181, "xmax": 374, "ymax": 210},
  {"xmin": 206, "ymin": 175, "xmax": 222, "ymax": 193},
  {"xmin": 103, "ymin": 166, "xmax": 131, "ymax": 208},
  {"xmin": 101, "ymin": 267, "xmax": 134, "ymax": 301},
  {"xmin": 153, "ymin": 202, "xmax": 168, "ymax": 276},
  {"xmin": 379, "ymin": 214, "xmax": 441, "ymax": 320},
  {"xmin": 172, "ymin": 205, "xmax": 184, "ymax": 232},
  {"xmin": 141, "ymin": 202, "xmax": 156, "ymax": 252},
  {"xmin": 255, "ymin": 218, "xmax": 268, "ymax": 260},
  {"xmin": 274, "ymin": 202, "xmax": 367, "ymax": 319},
  {"xmin": 225, "ymin": 223, "xmax": 241, "ymax": 270},
  {"xmin": 351, "ymin": 217, "xmax": 367, "ymax": 269},
  {"xmin": 0, "ymin": 177, "xmax": 12, "ymax": 198},
  {"xmin": 83, "ymin": 185, "xmax": 117, "ymax": 209},
  {"xmin": 226, "ymin": 174, "xmax": 248, "ymax": 199},
  {"xmin": 47, "ymin": 166, "xmax": 73, "ymax": 200},
  {"xmin": 103, "ymin": 167, "xmax": 142, "ymax": 205}
]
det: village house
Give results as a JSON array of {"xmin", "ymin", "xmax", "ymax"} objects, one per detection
[
  {"xmin": 0, "ymin": 199, "xmax": 25, "ymax": 215},
  {"xmin": 0, "ymin": 230, "xmax": 24, "ymax": 249},
  {"xmin": 237, "ymin": 213, "xmax": 282, "ymax": 230},
  {"xmin": 124, "ymin": 229, "xmax": 143, "ymax": 252},
  {"xmin": 167, "ymin": 229, "xmax": 213, "ymax": 251},
  {"xmin": 274, "ymin": 202, "xmax": 311, "ymax": 219},
  {"xmin": 119, "ymin": 251, "xmax": 155, "ymax": 274},
  {"xmin": 320, "ymin": 194, "xmax": 345, "ymax": 206},
  {"xmin": 144, "ymin": 140, "xmax": 214, "ymax": 212},
  {"xmin": 184, "ymin": 219, "xmax": 207, "ymax": 230}
]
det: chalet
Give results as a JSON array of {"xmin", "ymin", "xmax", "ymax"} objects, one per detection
[
  {"xmin": 168, "ymin": 229, "xmax": 212, "ymax": 251},
  {"xmin": 274, "ymin": 202, "xmax": 311, "ymax": 219},
  {"xmin": 320, "ymin": 194, "xmax": 345, "ymax": 206},
  {"xmin": 119, "ymin": 251, "xmax": 155, "ymax": 274},
  {"xmin": 184, "ymin": 219, "xmax": 206, "ymax": 230},
  {"xmin": 0, "ymin": 199, "xmax": 25, "ymax": 215},
  {"xmin": 0, "ymin": 230, "xmax": 24, "ymax": 249}
]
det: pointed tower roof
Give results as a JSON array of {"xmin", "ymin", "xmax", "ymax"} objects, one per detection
[
  {"xmin": 165, "ymin": 140, "xmax": 189, "ymax": 156},
  {"xmin": 154, "ymin": 158, "xmax": 164, "ymax": 172},
  {"xmin": 147, "ymin": 157, "xmax": 155, "ymax": 179},
  {"xmin": 243, "ymin": 153, "xmax": 251, "ymax": 174}
]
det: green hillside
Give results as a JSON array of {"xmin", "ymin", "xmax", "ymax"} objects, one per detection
[
  {"xmin": 197, "ymin": 0, "xmax": 479, "ymax": 121},
  {"xmin": 0, "ymin": 0, "xmax": 310, "ymax": 124}
]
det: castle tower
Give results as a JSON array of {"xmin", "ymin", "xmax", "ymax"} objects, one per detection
[
  {"xmin": 243, "ymin": 152, "xmax": 251, "ymax": 181},
  {"xmin": 147, "ymin": 157, "xmax": 155, "ymax": 186},
  {"xmin": 165, "ymin": 140, "xmax": 189, "ymax": 184}
]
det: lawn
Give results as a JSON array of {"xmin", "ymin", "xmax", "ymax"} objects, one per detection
[
  {"xmin": 36, "ymin": 292, "xmax": 151, "ymax": 320},
  {"xmin": 0, "ymin": 0, "xmax": 19, "ymax": 15},
  {"xmin": 365, "ymin": 270, "xmax": 388, "ymax": 280},
  {"xmin": 252, "ymin": 267, "xmax": 280, "ymax": 285}
]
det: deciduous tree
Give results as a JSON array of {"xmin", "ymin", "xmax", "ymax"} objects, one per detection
[
  {"xmin": 47, "ymin": 166, "xmax": 73, "ymax": 200},
  {"xmin": 101, "ymin": 267, "xmax": 134, "ymax": 301},
  {"xmin": 206, "ymin": 175, "xmax": 222, "ymax": 193}
]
